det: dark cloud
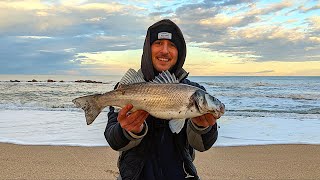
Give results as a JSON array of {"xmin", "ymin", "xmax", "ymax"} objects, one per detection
[
  {"xmin": 0, "ymin": 4, "xmax": 151, "ymax": 74},
  {"xmin": 203, "ymin": 0, "xmax": 256, "ymax": 6},
  {"xmin": 149, "ymin": 10, "xmax": 174, "ymax": 17},
  {"xmin": 300, "ymin": 4, "xmax": 320, "ymax": 13},
  {"xmin": 255, "ymin": 70, "xmax": 274, "ymax": 74},
  {"xmin": 0, "ymin": 36, "xmax": 78, "ymax": 74}
]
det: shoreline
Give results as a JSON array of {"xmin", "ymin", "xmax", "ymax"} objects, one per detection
[{"xmin": 1, "ymin": 143, "xmax": 319, "ymax": 179}]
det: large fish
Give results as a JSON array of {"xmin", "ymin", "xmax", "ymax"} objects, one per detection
[{"xmin": 72, "ymin": 69, "xmax": 225, "ymax": 133}]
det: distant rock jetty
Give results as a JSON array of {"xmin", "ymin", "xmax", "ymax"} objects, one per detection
[
  {"xmin": 47, "ymin": 79, "xmax": 56, "ymax": 82},
  {"xmin": 75, "ymin": 80, "xmax": 102, "ymax": 84},
  {"xmin": 27, "ymin": 79, "xmax": 38, "ymax": 82}
]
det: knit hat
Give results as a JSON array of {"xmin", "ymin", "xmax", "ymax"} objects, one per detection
[{"xmin": 149, "ymin": 24, "xmax": 183, "ymax": 53}]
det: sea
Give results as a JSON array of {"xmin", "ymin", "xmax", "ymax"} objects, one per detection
[{"xmin": 0, "ymin": 74, "xmax": 319, "ymax": 147}]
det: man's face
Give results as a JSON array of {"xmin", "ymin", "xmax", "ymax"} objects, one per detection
[{"xmin": 151, "ymin": 39, "xmax": 178, "ymax": 72}]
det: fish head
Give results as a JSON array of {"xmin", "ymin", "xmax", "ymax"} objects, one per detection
[{"xmin": 195, "ymin": 90, "xmax": 225, "ymax": 118}]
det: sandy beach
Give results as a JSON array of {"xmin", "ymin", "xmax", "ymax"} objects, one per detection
[{"xmin": 0, "ymin": 143, "xmax": 319, "ymax": 179}]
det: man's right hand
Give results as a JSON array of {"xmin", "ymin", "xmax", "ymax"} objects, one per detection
[{"xmin": 117, "ymin": 104, "xmax": 149, "ymax": 134}]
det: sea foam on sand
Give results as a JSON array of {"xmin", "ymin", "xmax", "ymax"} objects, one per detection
[{"xmin": 0, "ymin": 109, "xmax": 319, "ymax": 147}]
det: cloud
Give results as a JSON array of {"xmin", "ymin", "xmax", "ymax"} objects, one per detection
[
  {"xmin": 0, "ymin": 0, "xmax": 319, "ymax": 75},
  {"xmin": 255, "ymin": 70, "xmax": 274, "ymax": 74},
  {"xmin": 246, "ymin": 1, "xmax": 293, "ymax": 16},
  {"xmin": 149, "ymin": 9, "xmax": 174, "ymax": 17},
  {"xmin": 309, "ymin": 16, "xmax": 320, "ymax": 30},
  {"xmin": 0, "ymin": 35, "xmax": 80, "ymax": 74},
  {"xmin": 202, "ymin": 0, "xmax": 255, "ymax": 7},
  {"xmin": 199, "ymin": 14, "xmax": 259, "ymax": 29},
  {"xmin": 219, "ymin": 25, "xmax": 319, "ymax": 62},
  {"xmin": 299, "ymin": 4, "xmax": 320, "ymax": 13},
  {"xmin": 0, "ymin": 1, "xmax": 152, "ymax": 74},
  {"xmin": 170, "ymin": 0, "xmax": 320, "ymax": 62},
  {"xmin": 0, "ymin": 1, "xmax": 148, "ymax": 36},
  {"xmin": 0, "ymin": 0, "xmax": 48, "ymax": 10}
]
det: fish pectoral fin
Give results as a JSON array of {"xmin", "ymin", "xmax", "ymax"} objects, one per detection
[{"xmin": 169, "ymin": 119, "xmax": 186, "ymax": 134}]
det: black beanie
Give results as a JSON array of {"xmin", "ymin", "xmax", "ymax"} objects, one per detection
[{"xmin": 150, "ymin": 24, "xmax": 183, "ymax": 53}]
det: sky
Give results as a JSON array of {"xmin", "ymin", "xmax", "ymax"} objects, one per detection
[{"xmin": 0, "ymin": 0, "xmax": 319, "ymax": 76}]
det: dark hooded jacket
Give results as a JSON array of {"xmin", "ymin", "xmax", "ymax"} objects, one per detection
[{"xmin": 104, "ymin": 19, "xmax": 218, "ymax": 180}]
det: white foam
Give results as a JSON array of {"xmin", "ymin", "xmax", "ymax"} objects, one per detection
[
  {"xmin": 0, "ymin": 109, "xmax": 319, "ymax": 147},
  {"xmin": 0, "ymin": 110, "xmax": 109, "ymax": 147}
]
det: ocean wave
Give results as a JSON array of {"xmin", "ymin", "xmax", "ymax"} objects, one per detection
[
  {"xmin": 213, "ymin": 92, "xmax": 320, "ymax": 101},
  {"xmin": 201, "ymin": 80, "xmax": 320, "ymax": 91},
  {"xmin": 204, "ymin": 82, "xmax": 274, "ymax": 87},
  {"xmin": 0, "ymin": 102, "xmax": 111, "ymax": 112},
  {"xmin": 227, "ymin": 108, "xmax": 320, "ymax": 115},
  {"xmin": 265, "ymin": 94, "xmax": 319, "ymax": 101}
]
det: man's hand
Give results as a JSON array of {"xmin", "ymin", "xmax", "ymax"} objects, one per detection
[
  {"xmin": 117, "ymin": 104, "xmax": 149, "ymax": 134},
  {"xmin": 191, "ymin": 113, "xmax": 217, "ymax": 128}
]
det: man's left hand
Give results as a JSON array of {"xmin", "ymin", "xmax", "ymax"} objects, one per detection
[{"xmin": 191, "ymin": 113, "xmax": 217, "ymax": 128}]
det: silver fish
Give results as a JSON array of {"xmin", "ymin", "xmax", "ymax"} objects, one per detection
[{"xmin": 72, "ymin": 69, "xmax": 225, "ymax": 133}]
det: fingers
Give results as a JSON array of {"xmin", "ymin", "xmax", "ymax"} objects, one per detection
[
  {"xmin": 204, "ymin": 113, "xmax": 217, "ymax": 126},
  {"xmin": 192, "ymin": 116, "xmax": 207, "ymax": 127},
  {"xmin": 198, "ymin": 115, "xmax": 210, "ymax": 127},
  {"xmin": 118, "ymin": 104, "xmax": 133, "ymax": 122},
  {"xmin": 127, "ymin": 110, "xmax": 148, "ymax": 122},
  {"xmin": 123, "ymin": 111, "xmax": 149, "ymax": 133},
  {"xmin": 124, "ymin": 110, "xmax": 148, "ymax": 131},
  {"xmin": 192, "ymin": 113, "xmax": 217, "ymax": 127},
  {"xmin": 117, "ymin": 104, "xmax": 149, "ymax": 133}
]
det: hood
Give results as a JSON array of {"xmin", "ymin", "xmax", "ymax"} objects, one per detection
[{"xmin": 141, "ymin": 19, "xmax": 187, "ymax": 81}]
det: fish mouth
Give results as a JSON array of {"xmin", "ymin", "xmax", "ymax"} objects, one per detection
[
  {"xmin": 220, "ymin": 103, "xmax": 225, "ymax": 114},
  {"xmin": 209, "ymin": 104, "xmax": 225, "ymax": 118}
]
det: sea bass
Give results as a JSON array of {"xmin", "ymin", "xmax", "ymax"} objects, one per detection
[{"xmin": 72, "ymin": 69, "xmax": 225, "ymax": 133}]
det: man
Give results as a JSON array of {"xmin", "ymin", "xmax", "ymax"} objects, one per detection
[{"xmin": 105, "ymin": 19, "xmax": 219, "ymax": 180}]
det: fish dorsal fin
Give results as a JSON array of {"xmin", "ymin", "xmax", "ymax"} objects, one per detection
[
  {"xmin": 151, "ymin": 70, "xmax": 179, "ymax": 84},
  {"xmin": 119, "ymin": 68, "xmax": 146, "ymax": 86}
]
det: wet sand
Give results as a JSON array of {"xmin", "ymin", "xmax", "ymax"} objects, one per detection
[{"xmin": 1, "ymin": 143, "xmax": 319, "ymax": 179}]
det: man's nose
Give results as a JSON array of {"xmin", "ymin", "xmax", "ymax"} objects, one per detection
[{"xmin": 160, "ymin": 43, "xmax": 169, "ymax": 54}]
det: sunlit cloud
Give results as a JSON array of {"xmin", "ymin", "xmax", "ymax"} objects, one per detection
[
  {"xmin": 199, "ymin": 14, "xmax": 255, "ymax": 29},
  {"xmin": 247, "ymin": 1, "xmax": 293, "ymax": 16},
  {"xmin": 299, "ymin": 4, "xmax": 320, "ymax": 13},
  {"xmin": 0, "ymin": 0, "xmax": 319, "ymax": 76},
  {"xmin": 16, "ymin": 36, "xmax": 53, "ymax": 39},
  {"xmin": 0, "ymin": 0, "xmax": 49, "ymax": 10}
]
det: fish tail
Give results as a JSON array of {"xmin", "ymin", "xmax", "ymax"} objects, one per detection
[{"xmin": 72, "ymin": 94, "xmax": 103, "ymax": 125}]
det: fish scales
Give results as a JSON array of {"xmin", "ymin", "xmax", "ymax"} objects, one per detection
[{"xmin": 100, "ymin": 83, "xmax": 199, "ymax": 118}]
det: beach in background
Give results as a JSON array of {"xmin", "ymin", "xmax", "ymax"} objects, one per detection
[{"xmin": 0, "ymin": 75, "xmax": 319, "ymax": 179}]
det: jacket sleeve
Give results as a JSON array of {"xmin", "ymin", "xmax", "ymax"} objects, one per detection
[
  {"xmin": 181, "ymin": 78, "xmax": 219, "ymax": 152},
  {"xmin": 187, "ymin": 120, "xmax": 218, "ymax": 152},
  {"xmin": 104, "ymin": 106, "xmax": 148, "ymax": 151}
]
